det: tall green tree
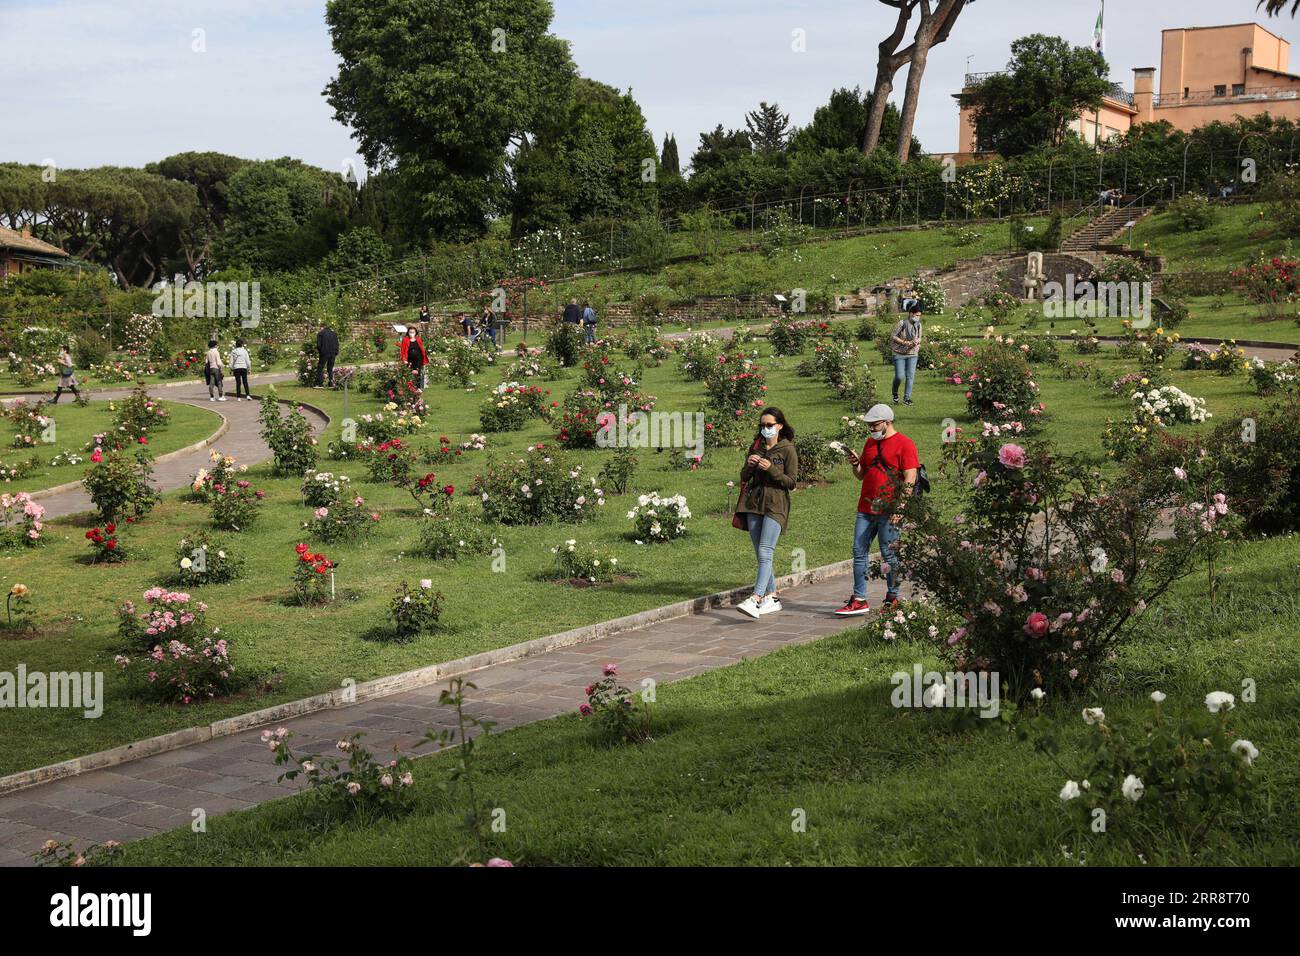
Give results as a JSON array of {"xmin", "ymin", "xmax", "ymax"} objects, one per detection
[
  {"xmin": 661, "ymin": 134, "xmax": 681, "ymax": 177},
  {"xmin": 745, "ymin": 102, "xmax": 792, "ymax": 154},
  {"xmin": 690, "ymin": 126, "xmax": 752, "ymax": 174},
  {"xmin": 962, "ymin": 34, "xmax": 1110, "ymax": 157},
  {"xmin": 324, "ymin": 0, "xmax": 575, "ymax": 241},
  {"xmin": 789, "ymin": 87, "xmax": 919, "ymax": 157}
]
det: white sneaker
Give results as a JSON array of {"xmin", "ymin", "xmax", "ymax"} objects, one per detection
[
  {"xmin": 217, "ymin": 396, "xmax": 227, "ymax": 402},
  {"xmin": 209, "ymin": 397, "xmax": 216, "ymax": 402},
  {"xmin": 735, "ymin": 596, "xmax": 762, "ymax": 619},
  {"xmin": 758, "ymin": 596, "xmax": 783, "ymax": 615}
]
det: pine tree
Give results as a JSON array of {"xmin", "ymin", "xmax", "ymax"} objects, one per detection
[{"xmin": 745, "ymin": 102, "xmax": 791, "ymax": 154}]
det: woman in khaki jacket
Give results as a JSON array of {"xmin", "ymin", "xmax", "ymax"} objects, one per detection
[{"xmin": 735, "ymin": 407, "xmax": 799, "ymax": 619}]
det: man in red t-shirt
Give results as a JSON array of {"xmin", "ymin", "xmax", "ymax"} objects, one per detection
[{"xmin": 834, "ymin": 403, "xmax": 918, "ymax": 615}]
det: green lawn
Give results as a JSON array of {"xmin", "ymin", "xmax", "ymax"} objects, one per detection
[
  {"xmin": 0, "ymin": 327, "xmax": 1274, "ymax": 777},
  {"xmin": 1130, "ymin": 201, "xmax": 1290, "ymax": 272},
  {"xmin": 0, "ymin": 400, "xmax": 220, "ymax": 494},
  {"xmin": 114, "ymin": 531, "xmax": 1300, "ymax": 867}
]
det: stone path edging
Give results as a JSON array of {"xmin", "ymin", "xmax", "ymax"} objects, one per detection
[{"xmin": 0, "ymin": 559, "xmax": 851, "ymax": 797}]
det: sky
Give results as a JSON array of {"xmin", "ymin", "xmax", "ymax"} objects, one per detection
[{"xmin": 2, "ymin": 0, "xmax": 1299, "ymax": 174}]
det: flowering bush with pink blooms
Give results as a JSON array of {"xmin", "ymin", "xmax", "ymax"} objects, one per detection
[
  {"xmin": 578, "ymin": 663, "xmax": 651, "ymax": 745},
  {"xmin": 896, "ymin": 440, "xmax": 1236, "ymax": 697},
  {"xmin": 268, "ymin": 729, "xmax": 418, "ymax": 820},
  {"xmin": 301, "ymin": 495, "xmax": 381, "ymax": 543},
  {"xmin": 959, "ymin": 342, "xmax": 1045, "ymax": 428},
  {"xmin": 117, "ymin": 587, "xmax": 211, "ymax": 651},
  {"xmin": 210, "ymin": 475, "xmax": 267, "ymax": 531},
  {"xmin": 113, "ymin": 633, "xmax": 241, "ymax": 705},
  {"xmin": 0, "ymin": 491, "xmax": 45, "ymax": 550},
  {"xmin": 471, "ymin": 444, "xmax": 606, "ymax": 524}
]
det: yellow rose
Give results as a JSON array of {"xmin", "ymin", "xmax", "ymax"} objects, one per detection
[{"xmin": 10, "ymin": 583, "xmax": 29, "ymax": 598}]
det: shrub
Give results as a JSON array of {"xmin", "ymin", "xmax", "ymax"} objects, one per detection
[
  {"xmin": 703, "ymin": 351, "xmax": 766, "ymax": 414},
  {"xmin": 268, "ymin": 729, "xmax": 418, "ymax": 820},
  {"xmin": 1129, "ymin": 385, "xmax": 1211, "ymax": 426},
  {"xmin": 859, "ymin": 599, "xmax": 963, "ymax": 644},
  {"xmin": 1010, "ymin": 213, "xmax": 1062, "ymax": 251},
  {"xmin": 471, "ymin": 444, "xmax": 606, "ymax": 525},
  {"xmin": 793, "ymin": 432, "xmax": 839, "ymax": 484},
  {"xmin": 210, "ymin": 476, "xmax": 266, "ymax": 531},
  {"xmin": 908, "ymin": 274, "xmax": 946, "ymax": 314},
  {"xmin": 550, "ymin": 386, "xmax": 655, "ymax": 450},
  {"xmin": 174, "ymin": 530, "xmax": 244, "ymax": 585},
  {"xmin": 1248, "ymin": 358, "xmax": 1298, "ymax": 396},
  {"xmin": 257, "ymin": 343, "xmax": 280, "ymax": 366},
  {"xmin": 897, "ymin": 439, "xmax": 1235, "ymax": 697},
  {"xmin": 189, "ymin": 450, "xmax": 246, "ymax": 503},
  {"xmin": 767, "ymin": 316, "xmax": 815, "ymax": 355},
  {"xmin": 1030, "ymin": 692, "xmax": 1257, "ymax": 858},
  {"xmin": 0, "ymin": 491, "xmax": 45, "ymax": 549},
  {"xmin": 291, "ymin": 543, "xmax": 337, "ymax": 605},
  {"xmin": 73, "ymin": 329, "xmax": 110, "ymax": 369},
  {"xmin": 578, "ymin": 663, "xmax": 650, "ymax": 745},
  {"xmin": 110, "ymin": 384, "xmax": 171, "ymax": 442},
  {"xmin": 113, "ymin": 632, "xmax": 241, "ymax": 705},
  {"xmin": 302, "ymin": 496, "xmax": 381, "ymax": 543},
  {"xmin": 597, "ymin": 447, "xmax": 638, "ymax": 495},
  {"xmin": 301, "ymin": 469, "xmax": 352, "ymax": 508},
  {"xmin": 84, "ymin": 523, "xmax": 128, "ymax": 563},
  {"xmin": 962, "ymin": 343, "xmax": 1044, "ymax": 425},
  {"xmin": 627, "ymin": 492, "xmax": 690, "ymax": 542},
  {"xmin": 479, "ymin": 387, "xmax": 531, "ymax": 432},
  {"xmin": 83, "ymin": 450, "xmax": 158, "ymax": 523},
  {"xmin": 388, "ymin": 581, "xmax": 444, "ymax": 642},
  {"xmin": 415, "ymin": 509, "xmax": 496, "ymax": 560},
  {"xmin": 1167, "ymin": 193, "xmax": 1216, "ymax": 231},
  {"xmin": 676, "ymin": 331, "xmax": 724, "ymax": 379},
  {"xmin": 258, "ymin": 390, "xmax": 318, "ymax": 476},
  {"xmin": 545, "ymin": 322, "xmax": 585, "ymax": 368},
  {"xmin": 115, "ymin": 587, "xmax": 211, "ymax": 652},
  {"xmin": 1232, "ymin": 254, "xmax": 1300, "ymax": 318},
  {"xmin": 552, "ymin": 539, "xmax": 621, "ymax": 583},
  {"xmin": 368, "ymin": 362, "xmax": 422, "ymax": 402}
]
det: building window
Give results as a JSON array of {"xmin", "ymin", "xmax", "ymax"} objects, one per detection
[
  {"xmin": 1232, "ymin": 84, "xmax": 1246, "ymax": 96},
  {"xmin": 1183, "ymin": 87, "xmax": 1190, "ymax": 98},
  {"xmin": 1214, "ymin": 84, "xmax": 1227, "ymax": 97}
]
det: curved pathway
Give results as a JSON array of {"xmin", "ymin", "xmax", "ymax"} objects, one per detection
[{"xmin": 9, "ymin": 372, "xmax": 329, "ymax": 520}]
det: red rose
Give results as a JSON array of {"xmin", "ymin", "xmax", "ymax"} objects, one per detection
[
  {"xmin": 86, "ymin": 530, "xmax": 97, "ymax": 539},
  {"xmin": 106, "ymin": 540, "xmax": 117, "ymax": 550},
  {"xmin": 443, "ymin": 485, "xmax": 454, "ymax": 496},
  {"xmin": 295, "ymin": 543, "xmax": 309, "ymax": 554},
  {"xmin": 106, "ymin": 523, "xmax": 116, "ymax": 534}
]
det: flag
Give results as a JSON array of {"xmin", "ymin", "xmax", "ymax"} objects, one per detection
[{"xmin": 1092, "ymin": 1, "xmax": 1105, "ymax": 57}]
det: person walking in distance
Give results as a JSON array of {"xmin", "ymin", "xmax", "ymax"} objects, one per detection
[
  {"xmin": 734, "ymin": 407, "xmax": 799, "ymax": 620},
  {"xmin": 51, "ymin": 344, "xmax": 81, "ymax": 403},
  {"xmin": 890, "ymin": 303, "xmax": 923, "ymax": 406},
  {"xmin": 205, "ymin": 339, "xmax": 227, "ymax": 402},
  {"xmin": 404, "ymin": 326, "xmax": 428, "ymax": 389},
  {"xmin": 315, "ymin": 324, "xmax": 339, "ymax": 388},
  {"xmin": 228, "ymin": 337, "xmax": 252, "ymax": 401},
  {"xmin": 834, "ymin": 403, "xmax": 918, "ymax": 616},
  {"xmin": 581, "ymin": 301, "xmax": 597, "ymax": 344},
  {"xmin": 562, "ymin": 298, "xmax": 582, "ymax": 325}
]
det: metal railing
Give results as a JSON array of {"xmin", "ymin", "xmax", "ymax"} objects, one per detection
[{"xmin": 1153, "ymin": 85, "xmax": 1300, "ymax": 107}]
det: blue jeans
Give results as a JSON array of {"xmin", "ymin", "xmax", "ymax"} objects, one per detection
[
  {"xmin": 853, "ymin": 511, "xmax": 899, "ymax": 600},
  {"xmin": 746, "ymin": 513, "xmax": 782, "ymax": 597},
  {"xmin": 892, "ymin": 354, "xmax": 917, "ymax": 401},
  {"xmin": 584, "ymin": 324, "xmax": 596, "ymax": 344}
]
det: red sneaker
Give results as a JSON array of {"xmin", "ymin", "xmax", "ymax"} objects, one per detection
[
  {"xmin": 881, "ymin": 594, "xmax": 901, "ymax": 610},
  {"xmin": 833, "ymin": 596, "xmax": 871, "ymax": 616}
]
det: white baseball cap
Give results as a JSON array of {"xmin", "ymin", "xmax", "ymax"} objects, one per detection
[{"xmin": 864, "ymin": 403, "xmax": 895, "ymax": 423}]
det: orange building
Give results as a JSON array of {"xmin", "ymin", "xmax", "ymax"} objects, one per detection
[{"xmin": 956, "ymin": 22, "xmax": 1300, "ymax": 154}]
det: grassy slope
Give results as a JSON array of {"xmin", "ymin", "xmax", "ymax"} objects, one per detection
[
  {"xmin": 1, "ymin": 400, "xmax": 220, "ymax": 494},
  {"xmin": 1130, "ymin": 201, "xmax": 1292, "ymax": 273},
  {"xmin": 0, "ymin": 335, "xmax": 1273, "ymax": 776},
  {"xmin": 115, "ymin": 531, "xmax": 1300, "ymax": 867}
]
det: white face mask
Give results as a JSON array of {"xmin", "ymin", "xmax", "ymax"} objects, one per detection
[
  {"xmin": 760, "ymin": 425, "xmax": 779, "ymax": 439},
  {"xmin": 869, "ymin": 426, "xmax": 887, "ymax": 440}
]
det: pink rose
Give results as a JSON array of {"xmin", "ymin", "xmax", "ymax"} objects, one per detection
[
  {"xmin": 1022, "ymin": 611, "xmax": 1049, "ymax": 638},
  {"xmin": 998, "ymin": 443, "xmax": 1027, "ymax": 470}
]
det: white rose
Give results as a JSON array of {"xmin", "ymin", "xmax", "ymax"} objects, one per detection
[
  {"xmin": 1121, "ymin": 774, "xmax": 1145, "ymax": 802},
  {"xmin": 1059, "ymin": 780, "xmax": 1081, "ymax": 801},
  {"xmin": 1204, "ymin": 691, "xmax": 1235, "ymax": 714}
]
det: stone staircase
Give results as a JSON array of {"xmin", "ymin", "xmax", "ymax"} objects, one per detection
[{"xmin": 1061, "ymin": 205, "xmax": 1152, "ymax": 252}]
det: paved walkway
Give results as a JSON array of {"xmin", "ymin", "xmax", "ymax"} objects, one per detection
[
  {"xmin": 11, "ymin": 372, "xmax": 329, "ymax": 519},
  {"xmin": 0, "ymin": 570, "xmax": 888, "ymax": 865}
]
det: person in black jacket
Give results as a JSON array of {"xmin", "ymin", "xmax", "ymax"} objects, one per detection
[
  {"xmin": 315, "ymin": 325, "xmax": 339, "ymax": 388},
  {"xmin": 562, "ymin": 298, "xmax": 581, "ymax": 325}
]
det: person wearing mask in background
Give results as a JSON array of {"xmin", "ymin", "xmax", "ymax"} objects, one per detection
[
  {"xmin": 734, "ymin": 407, "xmax": 799, "ymax": 620},
  {"xmin": 205, "ymin": 339, "xmax": 227, "ymax": 402},
  {"xmin": 51, "ymin": 344, "xmax": 81, "ymax": 403},
  {"xmin": 315, "ymin": 323, "xmax": 339, "ymax": 388},
  {"xmin": 890, "ymin": 303, "xmax": 923, "ymax": 406},
  {"xmin": 404, "ymin": 327, "xmax": 428, "ymax": 389},
  {"xmin": 228, "ymin": 337, "xmax": 252, "ymax": 401},
  {"xmin": 581, "ymin": 301, "xmax": 597, "ymax": 344},
  {"xmin": 834, "ymin": 403, "xmax": 917, "ymax": 616},
  {"xmin": 563, "ymin": 298, "xmax": 582, "ymax": 325}
]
